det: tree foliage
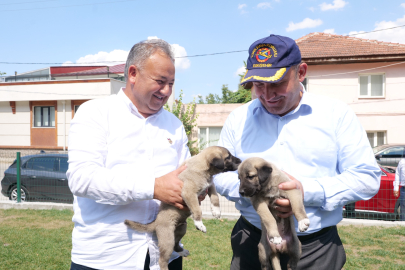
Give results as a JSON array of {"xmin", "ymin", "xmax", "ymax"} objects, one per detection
[
  {"xmin": 164, "ymin": 89, "xmax": 200, "ymax": 155},
  {"xmin": 198, "ymin": 62, "xmax": 251, "ymax": 104}
]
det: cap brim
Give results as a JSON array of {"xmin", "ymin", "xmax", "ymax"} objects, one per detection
[{"xmin": 240, "ymin": 66, "xmax": 291, "ymax": 87}]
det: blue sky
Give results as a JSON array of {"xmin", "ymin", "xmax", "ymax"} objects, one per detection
[{"xmin": 1, "ymin": 0, "xmax": 405, "ymax": 102}]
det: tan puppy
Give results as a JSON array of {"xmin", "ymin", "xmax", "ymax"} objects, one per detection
[
  {"xmin": 125, "ymin": 146, "xmax": 241, "ymax": 270},
  {"xmin": 238, "ymin": 157, "xmax": 310, "ymax": 270}
]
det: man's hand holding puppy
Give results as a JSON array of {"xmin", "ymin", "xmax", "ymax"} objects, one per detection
[
  {"xmin": 275, "ymin": 172, "xmax": 304, "ymax": 218},
  {"xmin": 154, "ymin": 165, "xmax": 188, "ymax": 210}
]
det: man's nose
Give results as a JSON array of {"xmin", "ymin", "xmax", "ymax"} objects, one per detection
[{"xmin": 161, "ymin": 83, "xmax": 172, "ymax": 96}]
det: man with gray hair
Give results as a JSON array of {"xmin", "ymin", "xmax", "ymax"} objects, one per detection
[{"xmin": 67, "ymin": 39, "xmax": 190, "ymax": 270}]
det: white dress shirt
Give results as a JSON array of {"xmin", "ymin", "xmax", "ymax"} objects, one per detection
[
  {"xmin": 214, "ymin": 87, "xmax": 381, "ymax": 235},
  {"xmin": 394, "ymin": 158, "xmax": 405, "ymax": 191},
  {"xmin": 67, "ymin": 89, "xmax": 190, "ymax": 270}
]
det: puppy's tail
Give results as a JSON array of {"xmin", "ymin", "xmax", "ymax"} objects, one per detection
[{"xmin": 124, "ymin": 219, "xmax": 157, "ymax": 233}]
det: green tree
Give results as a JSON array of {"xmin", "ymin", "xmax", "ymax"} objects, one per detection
[
  {"xmin": 198, "ymin": 61, "xmax": 251, "ymax": 104},
  {"xmin": 0, "ymin": 71, "xmax": 5, "ymax": 76},
  {"xmin": 164, "ymin": 89, "xmax": 200, "ymax": 155}
]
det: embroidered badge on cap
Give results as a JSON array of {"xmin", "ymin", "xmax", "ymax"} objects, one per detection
[
  {"xmin": 167, "ymin": 138, "xmax": 173, "ymax": 144},
  {"xmin": 256, "ymin": 47, "xmax": 272, "ymax": 62}
]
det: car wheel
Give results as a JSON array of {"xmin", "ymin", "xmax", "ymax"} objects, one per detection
[{"xmin": 9, "ymin": 186, "xmax": 29, "ymax": 202}]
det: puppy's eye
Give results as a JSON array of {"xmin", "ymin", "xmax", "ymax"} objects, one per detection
[{"xmin": 247, "ymin": 175, "xmax": 256, "ymax": 180}]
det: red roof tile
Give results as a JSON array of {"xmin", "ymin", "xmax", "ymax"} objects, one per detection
[
  {"xmin": 56, "ymin": 64, "xmax": 125, "ymax": 76},
  {"xmin": 296, "ymin": 32, "xmax": 405, "ymax": 61}
]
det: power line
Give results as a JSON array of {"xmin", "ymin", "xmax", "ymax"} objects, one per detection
[
  {"xmin": 1, "ymin": 25, "xmax": 405, "ymax": 66},
  {"xmin": 0, "ymin": 0, "xmax": 137, "ymax": 12},
  {"xmin": 348, "ymin": 24, "xmax": 405, "ymax": 36}
]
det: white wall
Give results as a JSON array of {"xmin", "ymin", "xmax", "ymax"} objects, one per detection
[
  {"xmin": 0, "ymin": 79, "xmax": 124, "ymax": 102},
  {"xmin": 57, "ymin": 100, "xmax": 71, "ymax": 149},
  {"xmin": 0, "ymin": 101, "xmax": 30, "ymax": 146},
  {"xmin": 307, "ymin": 61, "xmax": 405, "ymax": 144}
]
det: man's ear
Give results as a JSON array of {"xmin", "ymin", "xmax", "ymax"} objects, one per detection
[
  {"xmin": 298, "ymin": 63, "xmax": 308, "ymax": 82},
  {"xmin": 127, "ymin": 65, "xmax": 139, "ymax": 84},
  {"xmin": 211, "ymin": 157, "xmax": 225, "ymax": 170},
  {"xmin": 258, "ymin": 165, "xmax": 272, "ymax": 184}
]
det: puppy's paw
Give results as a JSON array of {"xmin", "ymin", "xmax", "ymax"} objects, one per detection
[
  {"xmin": 269, "ymin": 236, "xmax": 282, "ymax": 245},
  {"xmin": 298, "ymin": 218, "xmax": 310, "ymax": 232},
  {"xmin": 178, "ymin": 249, "xmax": 190, "ymax": 257},
  {"xmin": 194, "ymin": 220, "xmax": 207, "ymax": 233},
  {"xmin": 211, "ymin": 204, "xmax": 221, "ymax": 219}
]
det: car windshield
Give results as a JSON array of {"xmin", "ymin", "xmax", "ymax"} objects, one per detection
[{"xmin": 373, "ymin": 145, "xmax": 390, "ymax": 154}]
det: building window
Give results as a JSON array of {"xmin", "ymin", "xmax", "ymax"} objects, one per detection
[
  {"xmin": 359, "ymin": 74, "xmax": 385, "ymax": 97},
  {"xmin": 34, "ymin": 106, "xmax": 55, "ymax": 127},
  {"xmin": 367, "ymin": 131, "xmax": 385, "ymax": 147},
  {"xmin": 199, "ymin": 127, "xmax": 222, "ymax": 149}
]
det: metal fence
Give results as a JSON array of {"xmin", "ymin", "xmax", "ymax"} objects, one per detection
[{"xmin": 0, "ymin": 150, "xmax": 402, "ymax": 221}]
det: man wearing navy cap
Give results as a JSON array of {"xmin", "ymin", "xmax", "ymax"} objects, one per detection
[{"xmin": 214, "ymin": 34, "xmax": 381, "ymax": 269}]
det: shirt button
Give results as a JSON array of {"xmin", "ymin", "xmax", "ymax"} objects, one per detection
[{"xmin": 280, "ymin": 141, "xmax": 284, "ymax": 145}]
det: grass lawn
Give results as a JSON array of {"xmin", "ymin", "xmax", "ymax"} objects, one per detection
[{"xmin": 0, "ymin": 209, "xmax": 405, "ymax": 270}]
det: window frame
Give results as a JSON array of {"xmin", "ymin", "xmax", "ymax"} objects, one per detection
[
  {"xmin": 198, "ymin": 126, "xmax": 223, "ymax": 149},
  {"xmin": 33, "ymin": 106, "xmax": 55, "ymax": 128},
  {"xmin": 358, "ymin": 73, "xmax": 385, "ymax": 98},
  {"xmin": 367, "ymin": 131, "xmax": 386, "ymax": 147}
]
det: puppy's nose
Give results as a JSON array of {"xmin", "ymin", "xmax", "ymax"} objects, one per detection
[{"xmin": 239, "ymin": 191, "xmax": 245, "ymax": 197}]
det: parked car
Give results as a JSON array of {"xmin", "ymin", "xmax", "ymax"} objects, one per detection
[
  {"xmin": 345, "ymin": 166, "xmax": 400, "ymax": 220},
  {"xmin": 373, "ymin": 144, "xmax": 405, "ymax": 167},
  {"xmin": 1, "ymin": 153, "xmax": 72, "ymax": 203}
]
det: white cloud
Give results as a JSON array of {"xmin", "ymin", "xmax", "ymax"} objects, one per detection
[
  {"xmin": 235, "ymin": 66, "xmax": 246, "ymax": 76},
  {"xmin": 63, "ymin": 37, "xmax": 191, "ymax": 70},
  {"xmin": 349, "ymin": 15, "xmax": 405, "ymax": 44},
  {"xmin": 286, "ymin": 18, "xmax": 323, "ymax": 32},
  {"xmin": 309, "ymin": 7, "xmax": 315, "ymax": 12},
  {"xmin": 401, "ymin": 3, "xmax": 405, "ymax": 8},
  {"xmin": 171, "ymin": 44, "xmax": 191, "ymax": 70},
  {"xmin": 324, "ymin": 28, "xmax": 336, "ymax": 34},
  {"xmin": 257, "ymin": 2, "xmax": 271, "ymax": 9},
  {"xmin": 63, "ymin": 49, "xmax": 128, "ymax": 66},
  {"xmin": 320, "ymin": 0, "xmax": 348, "ymax": 11},
  {"xmin": 238, "ymin": 3, "xmax": 248, "ymax": 13}
]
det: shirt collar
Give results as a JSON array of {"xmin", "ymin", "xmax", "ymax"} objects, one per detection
[
  {"xmin": 252, "ymin": 82, "xmax": 312, "ymax": 117},
  {"xmin": 117, "ymin": 87, "xmax": 163, "ymax": 119}
]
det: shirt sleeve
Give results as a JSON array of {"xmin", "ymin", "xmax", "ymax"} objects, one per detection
[
  {"xmin": 394, "ymin": 159, "xmax": 404, "ymax": 191},
  {"xmin": 299, "ymin": 105, "xmax": 382, "ymax": 211},
  {"xmin": 67, "ymin": 100, "xmax": 155, "ymax": 205},
  {"xmin": 214, "ymin": 113, "xmax": 252, "ymax": 207}
]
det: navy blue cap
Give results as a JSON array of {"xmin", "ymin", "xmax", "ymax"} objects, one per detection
[{"xmin": 240, "ymin": 34, "xmax": 301, "ymax": 87}]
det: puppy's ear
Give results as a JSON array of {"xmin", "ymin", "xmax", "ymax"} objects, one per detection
[
  {"xmin": 211, "ymin": 157, "xmax": 225, "ymax": 170},
  {"xmin": 258, "ymin": 165, "xmax": 272, "ymax": 184}
]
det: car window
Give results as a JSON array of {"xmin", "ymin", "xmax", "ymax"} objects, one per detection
[
  {"xmin": 30, "ymin": 157, "xmax": 57, "ymax": 172},
  {"xmin": 59, "ymin": 158, "xmax": 69, "ymax": 173},
  {"xmin": 380, "ymin": 147, "xmax": 405, "ymax": 158}
]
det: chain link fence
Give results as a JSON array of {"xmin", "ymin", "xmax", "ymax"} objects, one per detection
[
  {"xmin": 0, "ymin": 149, "xmax": 71, "ymax": 204},
  {"xmin": 1, "ymin": 150, "xmax": 402, "ymax": 221}
]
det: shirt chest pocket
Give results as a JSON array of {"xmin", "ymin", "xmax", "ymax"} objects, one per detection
[{"xmin": 152, "ymin": 137, "xmax": 179, "ymax": 165}]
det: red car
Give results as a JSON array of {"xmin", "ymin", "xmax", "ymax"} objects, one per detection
[{"xmin": 345, "ymin": 166, "xmax": 400, "ymax": 220}]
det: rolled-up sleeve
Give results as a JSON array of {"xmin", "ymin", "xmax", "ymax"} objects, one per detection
[{"xmin": 67, "ymin": 101, "xmax": 155, "ymax": 205}]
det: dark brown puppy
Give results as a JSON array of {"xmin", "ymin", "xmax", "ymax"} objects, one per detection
[
  {"xmin": 238, "ymin": 157, "xmax": 310, "ymax": 270},
  {"xmin": 125, "ymin": 146, "xmax": 241, "ymax": 270}
]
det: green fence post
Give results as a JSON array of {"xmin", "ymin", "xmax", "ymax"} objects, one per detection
[{"xmin": 16, "ymin": 152, "xmax": 21, "ymax": 203}]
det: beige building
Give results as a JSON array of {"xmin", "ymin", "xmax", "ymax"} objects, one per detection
[
  {"xmin": 194, "ymin": 33, "xmax": 405, "ymax": 149},
  {"xmin": 0, "ymin": 77, "xmax": 124, "ymax": 150}
]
